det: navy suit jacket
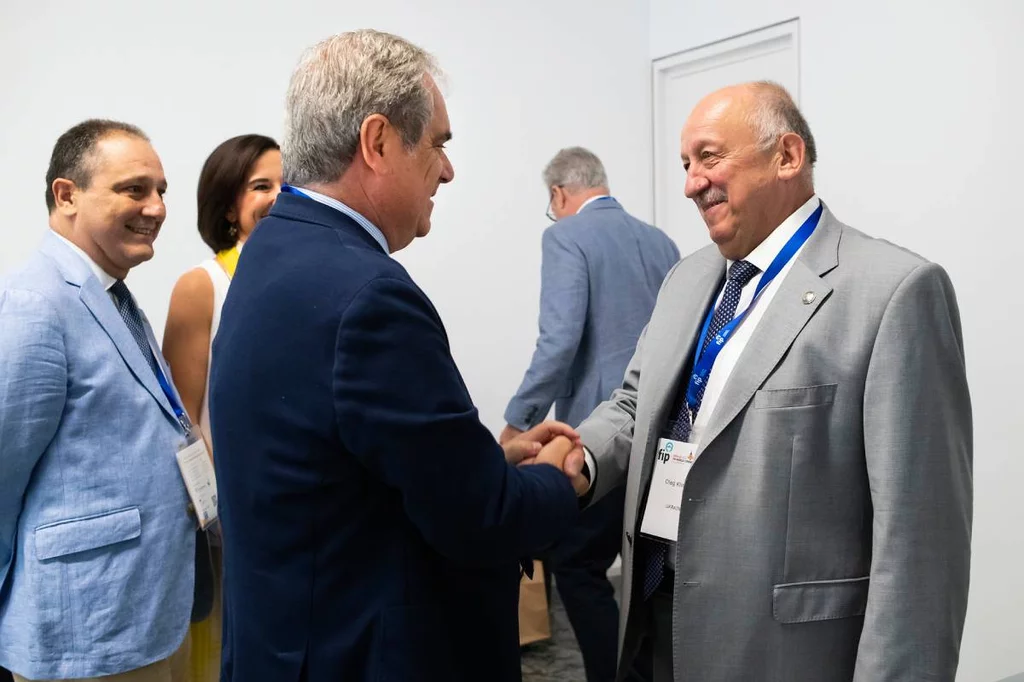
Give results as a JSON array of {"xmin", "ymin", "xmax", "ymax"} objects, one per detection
[{"xmin": 210, "ymin": 192, "xmax": 579, "ymax": 682}]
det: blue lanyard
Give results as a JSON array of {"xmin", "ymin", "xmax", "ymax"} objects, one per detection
[
  {"xmin": 281, "ymin": 184, "xmax": 305, "ymax": 198},
  {"xmin": 684, "ymin": 203, "xmax": 823, "ymax": 413},
  {"xmin": 153, "ymin": 358, "xmax": 193, "ymax": 436}
]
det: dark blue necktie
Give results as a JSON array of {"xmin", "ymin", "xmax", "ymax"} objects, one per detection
[
  {"xmin": 110, "ymin": 280, "xmax": 161, "ymax": 379},
  {"xmin": 640, "ymin": 259, "xmax": 760, "ymax": 600}
]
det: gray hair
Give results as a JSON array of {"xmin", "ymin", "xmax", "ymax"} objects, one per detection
[
  {"xmin": 542, "ymin": 147, "xmax": 609, "ymax": 191},
  {"xmin": 283, "ymin": 30, "xmax": 440, "ymax": 186},
  {"xmin": 747, "ymin": 81, "xmax": 817, "ymax": 169}
]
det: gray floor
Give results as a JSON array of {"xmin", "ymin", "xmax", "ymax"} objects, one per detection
[
  {"xmin": 520, "ymin": 584, "xmax": 588, "ymax": 682},
  {"xmin": 521, "ymin": 570, "xmax": 623, "ymax": 682}
]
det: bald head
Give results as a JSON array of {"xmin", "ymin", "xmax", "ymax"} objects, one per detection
[
  {"xmin": 680, "ymin": 82, "xmax": 815, "ymax": 260},
  {"xmin": 688, "ymin": 82, "xmax": 816, "ymax": 166}
]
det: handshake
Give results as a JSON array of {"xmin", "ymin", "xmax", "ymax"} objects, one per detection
[{"xmin": 499, "ymin": 422, "xmax": 591, "ymax": 496}]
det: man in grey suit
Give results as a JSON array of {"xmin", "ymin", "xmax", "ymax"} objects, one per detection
[
  {"xmin": 501, "ymin": 147, "xmax": 678, "ymax": 682},
  {"xmin": 551, "ymin": 82, "xmax": 972, "ymax": 681}
]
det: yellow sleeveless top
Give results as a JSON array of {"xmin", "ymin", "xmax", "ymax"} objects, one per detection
[{"xmin": 214, "ymin": 244, "xmax": 240, "ymax": 278}]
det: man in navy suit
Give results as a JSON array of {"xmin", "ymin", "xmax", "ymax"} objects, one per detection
[
  {"xmin": 501, "ymin": 148, "xmax": 678, "ymax": 682},
  {"xmin": 210, "ymin": 30, "xmax": 587, "ymax": 682}
]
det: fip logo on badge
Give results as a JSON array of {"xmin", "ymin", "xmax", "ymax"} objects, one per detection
[{"xmin": 657, "ymin": 440, "xmax": 673, "ymax": 463}]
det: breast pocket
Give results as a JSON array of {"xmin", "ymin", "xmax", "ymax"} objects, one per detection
[
  {"xmin": 748, "ymin": 383, "xmax": 838, "ymax": 476},
  {"xmin": 753, "ymin": 383, "xmax": 837, "ymax": 410}
]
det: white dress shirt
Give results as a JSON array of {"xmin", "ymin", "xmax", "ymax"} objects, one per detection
[
  {"xmin": 576, "ymin": 195, "xmax": 611, "ymax": 213},
  {"xmin": 55, "ymin": 232, "xmax": 117, "ymax": 300},
  {"xmin": 293, "ymin": 187, "xmax": 391, "ymax": 254},
  {"xmin": 687, "ymin": 194, "xmax": 820, "ymax": 445},
  {"xmin": 53, "ymin": 231, "xmax": 170, "ymax": 367},
  {"xmin": 584, "ymin": 195, "xmax": 821, "ymax": 515}
]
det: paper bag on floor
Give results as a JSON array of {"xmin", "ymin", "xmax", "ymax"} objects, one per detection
[{"xmin": 518, "ymin": 560, "xmax": 551, "ymax": 646}]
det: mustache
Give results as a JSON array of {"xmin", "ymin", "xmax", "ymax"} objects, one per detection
[{"xmin": 695, "ymin": 187, "xmax": 727, "ymax": 210}]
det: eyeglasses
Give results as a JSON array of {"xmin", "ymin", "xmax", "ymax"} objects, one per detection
[{"xmin": 545, "ymin": 186, "xmax": 561, "ymax": 222}]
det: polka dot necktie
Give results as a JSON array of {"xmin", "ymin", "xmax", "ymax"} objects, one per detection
[
  {"xmin": 640, "ymin": 259, "xmax": 760, "ymax": 601},
  {"xmin": 110, "ymin": 280, "xmax": 161, "ymax": 379}
]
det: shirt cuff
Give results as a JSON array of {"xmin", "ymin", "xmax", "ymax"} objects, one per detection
[{"xmin": 583, "ymin": 447, "xmax": 597, "ymax": 486}]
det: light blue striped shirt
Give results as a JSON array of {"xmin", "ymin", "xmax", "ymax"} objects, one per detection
[{"xmin": 288, "ymin": 186, "xmax": 390, "ymax": 254}]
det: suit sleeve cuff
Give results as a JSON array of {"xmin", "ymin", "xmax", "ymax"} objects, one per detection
[{"xmin": 503, "ymin": 397, "xmax": 540, "ymax": 432}]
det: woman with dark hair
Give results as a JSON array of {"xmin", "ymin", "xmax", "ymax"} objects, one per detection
[{"xmin": 162, "ymin": 134, "xmax": 281, "ymax": 682}]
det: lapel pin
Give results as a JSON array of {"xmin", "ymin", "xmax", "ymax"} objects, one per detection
[{"xmin": 802, "ymin": 291, "xmax": 816, "ymax": 305}]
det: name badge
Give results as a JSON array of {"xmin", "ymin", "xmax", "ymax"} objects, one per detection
[
  {"xmin": 175, "ymin": 438, "xmax": 219, "ymax": 530},
  {"xmin": 639, "ymin": 438, "xmax": 697, "ymax": 542}
]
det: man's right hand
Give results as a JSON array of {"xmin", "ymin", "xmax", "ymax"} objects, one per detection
[{"xmin": 534, "ymin": 435, "xmax": 591, "ymax": 496}]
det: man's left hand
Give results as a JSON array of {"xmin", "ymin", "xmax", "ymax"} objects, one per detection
[
  {"xmin": 501, "ymin": 420, "xmax": 579, "ymax": 465},
  {"xmin": 499, "ymin": 424, "xmax": 524, "ymax": 445}
]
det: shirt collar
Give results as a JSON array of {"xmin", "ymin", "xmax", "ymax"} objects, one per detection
[
  {"xmin": 289, "ymin": 186, "xmax": 391, "ymax": 254},
  {"xmin": 576, "ymin": 194, "xmax": 612, "ymax": 214},
  {"xmin": 734, "ymin": 194, "xmax": 820, "ymax": 272},
  {"xmin": 54, "ymin": 232, "xmax": 118, "ymax": 291}
]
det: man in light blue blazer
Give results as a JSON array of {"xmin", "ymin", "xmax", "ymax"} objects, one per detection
[
  {"xmin": 502, "ymin": 148, "xmax": 678, "ymax": 682},
  {"xmin": 0, "ymin": 120, "xmax": 195, "ymax": 681}
]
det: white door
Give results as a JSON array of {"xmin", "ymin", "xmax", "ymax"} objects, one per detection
[{"xmin": 652, "ymin": 20, "xmax": 801, "ymax": 256}]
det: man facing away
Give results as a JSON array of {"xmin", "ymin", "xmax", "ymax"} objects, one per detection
[{"xmin": 501, "ymin": 147, "xmax": 678, "ymax": 682}]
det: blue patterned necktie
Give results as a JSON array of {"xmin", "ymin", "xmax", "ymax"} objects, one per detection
[
  {"xmin": 110, "ymin": 280, "xmax": 161, "ymax": 379},
  {"xmin": 640, "ymin": 259, "xmax": 760, "ymax": 600}
]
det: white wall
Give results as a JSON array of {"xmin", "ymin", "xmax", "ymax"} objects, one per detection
[
  {"xmin": 6, "ymin": 0, "xmax": 1016, "ymax": 677},
  {"xmin": 0, "ymin": 0, "xmax": 652, "ymax": 433},
  {"xmin": 651, "ymin": 1, "xmax": 1024, "ymax": 680}
]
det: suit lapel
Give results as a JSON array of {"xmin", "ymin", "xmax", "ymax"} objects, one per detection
[
  {"xmin": 636, "ymin": 248, "xmax": 724, "ymax": 493},
  {"xmin": 42, "ymin": 234, "xmax": 177, "ymax": 423},
  {"xmin": 696, "ymin": 207, "xmax": 842, "ymax": 455},
  {"xmin": 79, "ymin": 279, "xmax": 177, "ymax": 422}
]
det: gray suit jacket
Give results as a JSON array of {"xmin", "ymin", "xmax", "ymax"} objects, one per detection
[
  {"xmin": 505, "ymin": 198, "xmax": 679, "ymax": 430},
  {"xmin": 578, "ymin": 205, "xmax": 972, "ymax": 682}
]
